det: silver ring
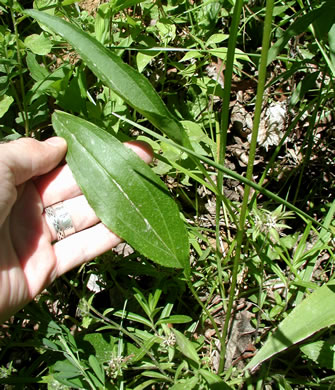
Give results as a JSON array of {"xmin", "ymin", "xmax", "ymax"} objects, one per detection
[{"xmin": 45, "ymin": 201, "xmax": 75, "ymax": 241}]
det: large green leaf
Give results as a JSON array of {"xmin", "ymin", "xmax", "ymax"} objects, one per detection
[
  {"xmin": 245, "ymin": 280, "xmax": 335, "ymax": 370},
  {"xmin": 26, "ymin": 9, "xmax": 185, "ymax": 145},
  {"xmin": 52, "ymin": 111, "xmax": 189, "ymax": 272}
]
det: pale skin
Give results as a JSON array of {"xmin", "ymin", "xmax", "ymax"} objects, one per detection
[{"xmin": 0, "ymin": 137, "xmax": 153, "ymax": 323}]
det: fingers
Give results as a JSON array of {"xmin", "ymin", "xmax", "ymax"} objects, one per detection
[
  {"xmin": 46, "ymin": 140, "xmax": 154, "ymax": 276},
  {"xmin": 36, "ymin": 164, "xmax": 81, "ymax": 207},
  {"xmin": 53, "ymin": 224, "xmax": 122, "ymax": 276},
  {"xmin": 41, "ymin": 140, "xmax": 154, "ymax": 240},
  {"xmin": 0, "ymin": 137, "xmax": 67, "ymax": 186},
  {"xmin": 125, "ymin": 140, "xmax": 154, "ymax": 164},
  {"xmin": 45, "ymin": 195, "xmax": 99, "ymax": 242},
  {"xmin": 36, "ymin": 140, "xmax": 154, "ymax": 207}
]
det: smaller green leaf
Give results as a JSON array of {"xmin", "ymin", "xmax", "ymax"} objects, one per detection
[
  {"xmin": 136, "ymin": 51, "xmax": 159, "ymax": 73},
  {"xmin": 26, "ymin": 52, "xmax": 49, "ymax": 82},
  {"xmin": 206, "ymin": 33, "xmax": 229, "ymax": 47},
  {"xmin": 170, "ymin": 377, "xmax": 199, "ymax": 390},
  {"xmin": 88, "ymin": 355, "xmax": 105, "ymax": 383},
  {"xmin": 160, "ymin": 302, "xmax": 173, "ymax": 319},
  {"xmin": 24, "ymin": 33, "xmax": 53, "ymax": 55},
  {"xmin": 113, "ymin": 311, "xmax": 153, "ymax": 329},
  {"xmin": 156, "ymin": 315, "xmax": 192, "ymax": 325},
  {"xmin": 26, "ymin": 9, "xmax": 186, "ymax": 145},
  {"xmin": 0, "ymin": 94, "xmax": 14, "ymax": 118},
  {"xmin": 172, "ymin": 329, "xmax": 200, "ymax": 365}
]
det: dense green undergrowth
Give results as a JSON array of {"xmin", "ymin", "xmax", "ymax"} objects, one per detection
[{"xmin": 0, "ymin": 0, "xmax": 335, "ymax": 388}]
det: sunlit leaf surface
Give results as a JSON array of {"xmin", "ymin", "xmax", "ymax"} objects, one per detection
[
  {"xmin": 26, "ymin": 9, "xmax": 185, "ymax": 145},
  {"xmin": 52, "ymin": 111, "xmax": 190, "ymax": 271},
  {"xmin": 246, "ymin": 280, "xmax": 335, "ymax": 370}
]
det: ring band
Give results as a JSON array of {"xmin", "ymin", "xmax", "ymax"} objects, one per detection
[{"xmin": 45, "ymin": 201, "xmax": 75, "ymax": 241}]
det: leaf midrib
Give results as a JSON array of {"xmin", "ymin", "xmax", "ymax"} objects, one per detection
[
  {"xmin": 66, "ymin": 124, "xmax": 179, "ymax": 261},
  {"xmin": 37, "ymin": 11, "xmax": 166, "ymax": 116}
]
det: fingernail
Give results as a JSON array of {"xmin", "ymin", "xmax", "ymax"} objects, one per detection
[{"xmin": 45, "ymin": 137, "xmax": 67, "ymax": 148}]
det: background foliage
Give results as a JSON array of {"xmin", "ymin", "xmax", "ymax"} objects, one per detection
[{"xmin": 0, "ymin": 0, "xmax": 334, "ymax": 388}]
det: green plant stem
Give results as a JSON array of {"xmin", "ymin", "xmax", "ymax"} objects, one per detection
[
  {"xmin": 250, "ymin": 105, "xmax": 307, "ymax": 207},
  {"xmin": 215, "ymin": 0, "xmax": 244, "ymax": 372},
  {"xmin": 293, "ymin": 74, "xmax": 325, "ymax": 205},
  {"xmin": 217, "ymin": 0, "xmax": 243, "ymax": 165},
  {"xmin": 217, "ymin": 0, "xmax": 275, "ymax": 374},
  {"xmin": 186, "ymin": 279, "xmax": 221, "ymax": 338},
  {"xmin": 57, "ymin": 335, "xmax": 97, "ymax": 389},
  {"xmin": 11, "ymin": 7, "xmax": 29, "ymax": 136}
]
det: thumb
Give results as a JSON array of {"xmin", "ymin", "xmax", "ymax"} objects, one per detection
[{"xmin": 0, "ymin": 137, "xmax": 67, "ymax": 186}]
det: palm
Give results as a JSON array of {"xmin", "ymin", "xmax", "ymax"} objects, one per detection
[
  {"xmin": 0, "ymin": 138, "xmax": 152, "ymax": 322},
  {"xmin": 12, "ymin": 180, "xmax": 55, "ymax": 296},
  {"xmin": 0, "ymin": 178, "xmax": 56, "ymax": 322}
]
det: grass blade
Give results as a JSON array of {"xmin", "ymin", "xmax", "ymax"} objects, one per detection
[{"xmin": 267, "ymin": 4, "xmax": 328, "ymax": 65}]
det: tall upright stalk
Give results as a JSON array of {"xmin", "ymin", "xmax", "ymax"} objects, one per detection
[
  {"xmin": 218, "ymin": 0, "xmax": 275, "ymax": 374},
  {"xmin": 11, "ymin": 5, "xmax": 29, "ymax": 136},
  {"xmin": 215, "ymin": 0, "xmax": 244, "ymax": 370},
  {"xmin": 217, "ymin": 0, "xmax": 244, "ymax": 163}
]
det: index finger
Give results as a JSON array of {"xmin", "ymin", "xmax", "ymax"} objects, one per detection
[{"xmin": 35, "ymin": 140, "xmax": 154, "ymax": 207}]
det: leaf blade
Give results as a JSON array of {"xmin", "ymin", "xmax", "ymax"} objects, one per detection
[
  {"xmin": 246, "ymin": 280, "xmax": 335, "ymax": 370},
  {"xmin": 25, "ymin": 9, "xmax": 185, "ymax": 145},
  {"xmin": 171, "ymin": 328, "xmax": 200, "ymax": 364},
  {"xmin": 52, "ymin": 111, "xmax": 189, "ymax": 271}
]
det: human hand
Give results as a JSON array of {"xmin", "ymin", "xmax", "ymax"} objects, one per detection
[{"xmin": 0, "ymin": 137, "xmax": 153, "ymax": 323}]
